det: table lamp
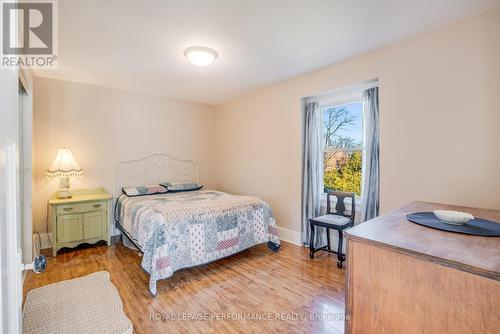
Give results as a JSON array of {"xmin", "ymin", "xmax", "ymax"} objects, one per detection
[{"xmin": 46, "ymin": 147, "xmax": 83, "ymax": 199}]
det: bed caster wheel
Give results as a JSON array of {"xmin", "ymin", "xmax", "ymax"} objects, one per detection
[
  {"xmin": 309, "ymin": 252, "xmax": 314, "ymax": 259},
  {"xmin": 337, "ymin": 261, "xmax": 343, "ymax": 269}
]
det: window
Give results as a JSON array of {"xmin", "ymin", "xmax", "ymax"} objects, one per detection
[{"xmin": 322, "ymin": 100, "xmax": 363, "ymax": 196}]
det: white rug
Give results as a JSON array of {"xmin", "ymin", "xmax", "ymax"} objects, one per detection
[{"xmin": 23, "ymin": 271, "xmax": 133, "ymax": 334}]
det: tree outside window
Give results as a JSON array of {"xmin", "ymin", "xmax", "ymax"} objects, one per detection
[{"xmin": 322, "ymin": 102, "xmax": 363, "ymax": 196}]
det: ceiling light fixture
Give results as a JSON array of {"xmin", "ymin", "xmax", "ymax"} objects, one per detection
[{"xmin": 183, "ymin": 46, "xmax": 218, "ymax": 67}]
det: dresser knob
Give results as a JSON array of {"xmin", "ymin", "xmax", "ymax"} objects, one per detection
[
  {"xmin": 92, "ymin": 204, "xmax": 102, "ymax": 208},
  {"xmin": 63, "ymin": 207, "xmax": 73, "ymax": 212}
]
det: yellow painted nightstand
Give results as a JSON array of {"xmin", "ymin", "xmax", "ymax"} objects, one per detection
[{"xmin": 49, "ymin": 188, "xmax": 112, "ymax": 257}]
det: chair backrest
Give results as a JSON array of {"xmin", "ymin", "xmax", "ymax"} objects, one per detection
[{"xmin": 326, "ymin": 190, "xmax": 356, "ymax": 221}]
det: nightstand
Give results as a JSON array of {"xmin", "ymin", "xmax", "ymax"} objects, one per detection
[{"xmin": 49, "ymin": 188, "xmax": 112, "ymax": 257}]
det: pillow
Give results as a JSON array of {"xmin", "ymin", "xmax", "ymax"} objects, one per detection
[
  {"xmin": 122, "ymin": 184, "xmax": 167, "ymax": 197},
  {"xmin": 160, "ymin": 182, "xmax": 203, "ymax": 193}
]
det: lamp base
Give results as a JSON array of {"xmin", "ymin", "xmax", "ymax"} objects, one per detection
[
  {"xmin": 56, "ymin": 190, "xmax": 72, "ymax": 199},
  {"xmin": 57, "ymin": 176, "xmax": 72, "ymax": 199}
]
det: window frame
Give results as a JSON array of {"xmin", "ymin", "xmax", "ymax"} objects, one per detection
[{"xmin": 318, "ymin": 92, "xmax": 362, "ymax": 111}]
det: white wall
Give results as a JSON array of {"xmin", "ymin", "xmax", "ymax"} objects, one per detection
[
  {"xmin": 214, "ymin": 8, "xmax": 500, "ymax": 234},
  {"xmin": 33, "ymin": 8, "xmax": 500, "ymax": 242},
  {"xmin": 32, "ymin": 77, "xmax": 216, "ymax": 234}
]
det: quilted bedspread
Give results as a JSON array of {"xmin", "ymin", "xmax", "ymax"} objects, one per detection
[{"xmin": 115, "ymin": 190, "xmax": 280, "ymax": 295}]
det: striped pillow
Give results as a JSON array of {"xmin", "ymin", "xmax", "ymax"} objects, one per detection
[
  {"xmin": 161, "ymin": 182, "xmax": 203, "ymax": 193},
  {"xmin": 122, "ymin": 184, "xmax": 167, "ymax": 197}
]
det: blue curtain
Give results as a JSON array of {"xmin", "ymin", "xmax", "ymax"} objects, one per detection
[
  {"xmin": 361, "ymin": 87, "xmax": 380, "ymax": 222},
  {"xmin": 302, "ymin": 102, "xmax": 326, "ymax": 246}
]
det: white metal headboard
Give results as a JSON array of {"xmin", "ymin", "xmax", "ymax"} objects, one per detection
[{"xmin": 112, "ymin": 152, "xmax": 199, "ymax": 200}]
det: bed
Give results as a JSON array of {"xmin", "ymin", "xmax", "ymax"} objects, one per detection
[{"xmin": 113, "ymin": 152, "xmax": 280, "ymax": 295}]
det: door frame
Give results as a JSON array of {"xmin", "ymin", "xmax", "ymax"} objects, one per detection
[
  {"xmin": 19, "ymin": 72, "xmax": 33, "ymax": 265},
  {"xmin": 1, "ymin": 4, "xmax": 34, "ymax": 331},
  {"xmin": 0, "ymin": 141, "xmax": 22, "ymax": 334},
  {"xmin": 0, "ymin": 65, "xmax": 33, "ymax": 334}
]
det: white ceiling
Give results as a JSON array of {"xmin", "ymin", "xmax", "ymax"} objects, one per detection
[{"xmin": 35, "ymin": 0, "xmax": 500, "ymax": 105}]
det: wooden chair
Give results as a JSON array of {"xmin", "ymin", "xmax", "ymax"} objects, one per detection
[{"xmin": 309, "ymin": 190, "xmax": 355, "ymax": 268}]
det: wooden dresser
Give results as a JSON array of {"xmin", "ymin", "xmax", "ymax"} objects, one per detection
[
  {"xmin": 344, "ymin": 201, "xmax": 500, "ymax": 334},
  {"xmin": 49, "ymin": 188, "xmax": 112, "ymax": 257}
]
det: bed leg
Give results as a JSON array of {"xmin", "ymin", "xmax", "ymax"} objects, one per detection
[{"xmin": 268, "ymin": 241, "xmax": 280, "ymax": 252}]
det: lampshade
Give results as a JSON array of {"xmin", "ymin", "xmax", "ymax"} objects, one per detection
[{"xmin": 46, "ymin": 148, "xmax": 83, "ymax": 177}]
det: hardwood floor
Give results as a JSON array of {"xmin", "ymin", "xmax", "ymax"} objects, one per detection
[{"xmin": 24, "ymin": 240, "xmax": 346, "ymax": 333}]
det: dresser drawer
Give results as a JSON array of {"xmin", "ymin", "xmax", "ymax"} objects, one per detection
[
  {"xmin": 56, "ymin": 203, "xmax": 84, "ymax": 215},
  {"xmin": 56, "ymin": 201, "xmax": 106, "ymax": 215},
  {"xmin": 81, "ymin": 201, "xmax": 106, "ymax": 212}
]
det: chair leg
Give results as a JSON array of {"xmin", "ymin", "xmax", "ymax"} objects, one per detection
[
  {"xmin": 309, "ymin": 223, "xmax": 315, "ymax": 259},
  {"xmin": 337, "ymin": 230, "xmax": 344, "ymax": 268},
  {"xmin": 326, "ymin": 227, "xmax": 331, "ymax": 251}
]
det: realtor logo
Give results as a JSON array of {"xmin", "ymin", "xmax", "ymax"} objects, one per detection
[{"xmin": 1, "ymin": 0, "xmax": 58, "ymax": 67}]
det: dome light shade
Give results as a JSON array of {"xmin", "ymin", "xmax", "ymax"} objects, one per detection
[{"xmin": 183, "ymin": 46, "xmax": 218, "ymax": 67}]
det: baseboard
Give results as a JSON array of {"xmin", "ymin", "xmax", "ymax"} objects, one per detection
[{"xmin": 277, "ymin": 226, "xmax": 302, "ymax": 246}]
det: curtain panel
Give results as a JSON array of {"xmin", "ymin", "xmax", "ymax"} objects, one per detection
[
  {"xmin": 361, "ymin": 87, "xmax": 380, "ymax": 222},
  {"xmin": 301, "ymin": 101, "xmax": 326, "ymax": 246}
]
